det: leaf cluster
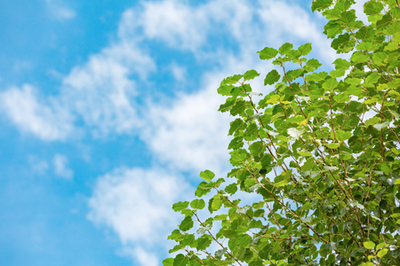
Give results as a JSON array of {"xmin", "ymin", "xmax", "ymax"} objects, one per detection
[{"xmin": 164, "ymin": 1, "xmax": 400, "ymax": 265}]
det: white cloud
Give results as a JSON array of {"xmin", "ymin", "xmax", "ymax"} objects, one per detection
[
  {"xmin": 0, "ymin": 85, "xmax": 74, "ymax": 141},
  {"xmin": 52, "ymin": 154, "xmax": 73, "ymax": 179},
  {"xmin": 88, "ymin": 167, "xmax": 191, "ymax": 265},
  {"xmin": 118, "ymin": 0, "xmax": 209, "ymax": 51},
  {"xmin": 45, "ymin": 0, "xmax": 76, "ymax": 20},
  {"xmin": 61, "ymin": 42, "xmax": 155, "ymax": 137},
  {"xmin": 131, "ymin": 247, "xmax": 158, "ymax": 266},
  {"xmin": 1, "ymin": 0, "xmax": 333, "ymax": 141},
  {"xmin": 141, "ymin": 70, "xmax": 235, "ymax": 175},
  {"xmin": 169, "ymin": 62, "xmax": 186, "ymax": 82},
  {"xmin": 257, "ymin": 1, "xmax": 336, "ymax": 63}
]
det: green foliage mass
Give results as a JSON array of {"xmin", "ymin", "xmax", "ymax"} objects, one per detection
[{"xmin": 164, "ymin": 0, "xmax": 400, "ymax": 265}]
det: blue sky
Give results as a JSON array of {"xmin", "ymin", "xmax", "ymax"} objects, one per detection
[{"xmin": 0, "ymin": 0, "xmax": 367, "ymax": 265}]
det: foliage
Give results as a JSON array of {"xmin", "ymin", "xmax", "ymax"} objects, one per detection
[{"xmin": 164, "ymin": 0, "xmax": 400, "ymax": 265}]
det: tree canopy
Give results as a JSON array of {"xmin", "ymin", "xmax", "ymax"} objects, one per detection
[{"xmin": 164, "ymin": 0, "xmax": 400, "ymax": 265}]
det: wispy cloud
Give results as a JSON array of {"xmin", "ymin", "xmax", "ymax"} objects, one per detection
[
  {"xmin": 52, "ymin": 154, "xmax": 73, "ymax": 179},
  {"xmin": 0, "ymin": 85, "xmax": 74, "ymax": 141},
  {"xmin": 29, "ymin": 156, "xmax": 50, "ymax": 175},
  {"xmin": 45, "ymin": 0, "xmax": 76, "ymax": 21},
  {"xmin": 62, "ymin": 42, "xmax": 155, "ymax": 137}
]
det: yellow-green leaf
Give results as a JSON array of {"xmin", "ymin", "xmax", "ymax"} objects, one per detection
[{"xmin": 363, "ymin": 241, "xmax": 375, "ymax": 249}]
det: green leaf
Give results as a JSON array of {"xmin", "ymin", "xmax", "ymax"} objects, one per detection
[
  {"xmin": 258, "ymin": 47, "xmax": 278, "ymax": 60},
  {"xmin": 285, "ymin": 69, "xmax": 304, "ymax": 82},
  {"xmin": 211, "ymin": 197, "xmax": 222, "ymax": 211},
  {"xmin": 230, "ymin": 101, "xmax": 246, "ymax": 116},
  {"xmin": 384, "ymin": 42, "xmax": 399, "ymax": 51},
  {"xmin": 264, "ymin": 70, "xmax": 280, "ymax": 85},
  {"xmin": 168, "ymin": 230, "xmax": 185, "ymax": 241},
  {"xmin": 365, "ymin": 117, "xmax": 381, "ymax": 127},
  {"xmin": 195, "ymin": 182, "xmax": 213, "ymax": 197},
  {"xmin": 225, "ymin": 183, "xmax": 238, "ymax": 195},
  {"xmin": 377, "ymin": 248, "xmax": 388, "ymax": 258},
  {"xmin": 356, "ymin": 26, "xmax": 374, "ymax": 40},
  {"xmin": 383, "ymin": 21, "xmax": 400, "ymax": 35},
  {"xmin": 339, "ymin": 10, "xmax": 356, "ymax": 24},
  {"xmin": 331, "ymin": 33, "xmax": 351, "ymax": 50},
  {"xmin": 174, "ymin": 254, "xmax": 188, "ymax": 266},
  {"xmin": 190, "ymin": 199, "xmax": 205, "ymax": 210},
  {"xmin": 322, "ymin": 77, "xmax": 339, "ymax": 91},
  {"xmin": 364, "ymin": 72, "xmax": 381, "ymax": 86},
  {"xmin": 278, "ymin": 42, "xmax": 293, "ymax": 55},
  {"xmin": 237, "ymin": 234, "xmax": 252, "ymax": 247},
  {"xmin": 363, "ymin": 1, "xmax": 383, "ymax": 15},
  {"xmin": 249, "ymin": 141, "xmax": 264, "ymax": 157},
  {"xmin": 351, "ymin": 52, "xmax": 370, "ymax": 63},
  {"xmin": 376, "ymin": 243, "xmax": 387, "ymax": 250},
  {"xmin": 333, "ymin": 93, "xmax": 349, "ymax": 103},
  {"xmin": 298, "ymin": 43, "xmax": 312, "ymax": 56},
  {"xmin": 172, "ymin": 201, "xmax": 189, "ymax": 212},
  {"xmin": 162, "ymin": 258, "xmax": 174, "ymax": 266},
  {"xmin": 200, "ymin": 170, "xmax": 215, "ymax": 182},
  {"xmin": 324, "ymin": 21, "xmax": 343, "ymax": 38},
  {"xmin": 221, "ymin": 74, "xmax": 243, "ymax": 85},
  {"xmin": 372, "ymin": 52, "xmax": 388, "ymax": 66},
  {"xmin": 312, "ymin": 0, "xmax": 333, "ymax": 12},
  {"xmin": 332, "ymin": 58, "xmax": 350, "ymax": 70},
  {"xmin": 326, "ymin": 143, "xmax": 340, "ymax": 149},
  {"xmin": 336, "ymin": 130, "xmax": 352, "ymax": 141},
  {"xmin": 179, "ymin": 216, "xmax": 194, "ymax": 231},
  {"xmin": 376, "ymin": 13, "xmax": 392, "ymax": 30},
  {"xmin": 244, "ymin": 69, "xmax": 260, "ymax": 81},
  {"xmin": 380, "ymin": 161, "xmax": 391, "ymax": 174},
  {"xmin": 197, "ymin": 235, "xmax": 212, "ymax": 250},
  {"xmin": 229, "ymin": 119, "xmax": 245, "ymax": 135},
  {"xmin": 323, "ymin": 8, "xmax": 341, "ymax": 20},
  {"xmin": 304, "ymin": 58, "xmax": 322, "ymax": 72},
  {"xmin": 356, "ymin": 42, "xmax": 375, "ymax": 51},
  {"xmin": 275, "ymin": 179, "xmax": 290, "ymax": 187},
  {"xmin": 182, "ymin": 234, "xmax": 195, "ymax": 246},
  {"xmin": 360, "ymin": 262, "xmax": 374, "ymax": 266},
  {"xmin": 217, "ymin": 85, "xmax": 234, "ymax": 96},
  {"xmin": 363, "ymin": 241, "xmax": 375, "ymax": 249},
  {"xmin": 306, "ymin": 71, "xmax": 328, "ymax": 82}
]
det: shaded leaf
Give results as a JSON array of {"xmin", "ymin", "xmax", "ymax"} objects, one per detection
[{"xmin": 179, "ymin": 216, "xmax": 194, "ymax": 231}]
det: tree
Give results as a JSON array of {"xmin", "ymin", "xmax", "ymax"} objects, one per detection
[{"xmin": 163, "ymin": 0, "xmax": 400, "ymax": 265}]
